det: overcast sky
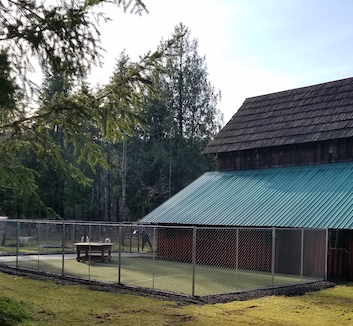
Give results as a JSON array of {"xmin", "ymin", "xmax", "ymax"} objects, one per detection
[{"xmin": 90, "ymin": 0, "xmax": 353, "ymax": 123}]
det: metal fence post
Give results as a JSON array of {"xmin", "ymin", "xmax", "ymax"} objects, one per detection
[
  {"xmin": 325, "ymin": 228, "xmax": 329, "ymax": 280},
  {"xmin": 72, "ymin": 223, "xmax": 76, "ymax": 243},
  {"xmin": 192, "ymin": 226, "xmax": 196, "ymax": 297},
  {"xmin": 129, "ymin": 225, "xmax": 133, "ymax": 252},
  {"xmin": 62, "ymin": 222, "xmax": 65, "ymax": 277},
  {"xmin": 88, "ymin": 224, "xmax": 91, "ymax": 280},
  {"xmin": 16, "ymin": 221, "xmax": 19, "ymax": 268},
  {"xmin": 271, "ymin": 228, "xmax": 276, "ymax": 287},
  {"xmin": 37, "ymin": 222, "xmax": 40, "ymax": 271},
  {"xmin": 118, "ymin": 224, "xmax": 122, "ymax": 284},
  {"xmin": 152, "ymin": 226, "xmax": 156, "ymax": 289},
  {"xmin": 236, "ymin": 228, "xmax": 239, "ymax": 291},
  {"xmin": 301, "ymin": 229, "xmax": 304, "ymax": 281}
]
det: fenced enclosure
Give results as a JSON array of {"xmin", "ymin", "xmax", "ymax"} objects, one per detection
[{"xmin": 0, "ymin": 220, "xmax": 327, "ymax": 297}]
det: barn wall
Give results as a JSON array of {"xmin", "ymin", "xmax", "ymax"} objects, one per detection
[
  {"xmin": 157, "ymin": 228, "xmax": 274, "ymax": 272},
  {"xmin": 157, "ymin": 228, "xmax": 193, "ymax": 262},
  {"xmin": 157, "ymin": 228, "xmax": 326, "ymax": 278},
  {"xmin": 327, "ymin": 230, "xmax": 353, "ymax": 280},
  {"xmin": 348, "ymin": 232, "xmax": 353, "ymax": 280},
  {"xmin": 217, "ymin": 138, "xmax": 353, "ymax": 171},
  {"xmin": 236, "ymin": 229, "xmax": 272, "ymax": 271},
  {"xmin": 196, "ymin": 229, "xmax": 238, "ymax": 267}
]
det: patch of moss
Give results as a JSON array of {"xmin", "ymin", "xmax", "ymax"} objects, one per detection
[{"xmin": 0, "ymin": 297, "xmax": 33, "ymax": 326}]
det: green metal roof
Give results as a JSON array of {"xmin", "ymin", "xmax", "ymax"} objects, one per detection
[{"xmin": 140, "ymin": 162, "xmax": 353, "ymax": 229}]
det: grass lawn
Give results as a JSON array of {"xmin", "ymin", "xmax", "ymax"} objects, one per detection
[
  {"xmin": 6, "ymin": 254, "xmax": 315, "ymax": 296},
  {"xmin": 0, "ymin": 272, "xmax": 353, "ymax": 325}
]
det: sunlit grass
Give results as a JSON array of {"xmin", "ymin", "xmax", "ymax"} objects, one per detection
[
  {"xmin": 180, "ymin": 285, "xmax": 353, "ymax": 326},
  {"xmin": 1, "ymin": 272, "xmax": 353, "ymax": 326}
]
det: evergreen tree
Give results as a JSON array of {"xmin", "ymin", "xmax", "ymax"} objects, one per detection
[
  {"xmin": 0, "ymin": 1, "xmax": 154, "ymax": 217},
  {"xmin": 122, "ymin": 24, "xmax": 223, "ymax": 220},
  {"xmin": 90, "ymin": 51, "xmax": 162, "ymax": 221},
  {"xmin": 158, "ymin": 23, "xmax": 223, "ymax": 194}
]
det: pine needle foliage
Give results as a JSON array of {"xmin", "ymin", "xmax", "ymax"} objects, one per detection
[{"xmin": 0, "ymin": 0, "xmax": 155, "ymax": 217}]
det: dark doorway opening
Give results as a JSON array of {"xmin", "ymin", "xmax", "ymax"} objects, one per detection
[{"xmin": 328, "ymin": 229, "xmax": 352, "ymax": 280}]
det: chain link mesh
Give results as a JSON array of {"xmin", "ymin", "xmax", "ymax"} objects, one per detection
[{"xmin": 0, "ymin": 220, "xmax": 327, "ymax": 297}]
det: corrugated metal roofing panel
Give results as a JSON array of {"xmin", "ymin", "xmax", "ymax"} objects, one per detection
[{"xmin": 140, "ymin": 162, "xmax": 353, "ymax": 229}]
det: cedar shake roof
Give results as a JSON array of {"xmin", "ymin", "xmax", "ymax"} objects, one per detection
[{"xmin": 203, "ymin": 77, "xmax": 353, "ymax": 154}]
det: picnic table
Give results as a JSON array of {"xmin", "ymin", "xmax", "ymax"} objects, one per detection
[{"xmin": 74, "ymin": 242, "xmax": 113, "ymax": 262}]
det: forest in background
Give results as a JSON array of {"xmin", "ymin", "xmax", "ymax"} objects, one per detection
[{"xmin": 0, "ymin": 1, "xmax": 223, "ymax": 221}]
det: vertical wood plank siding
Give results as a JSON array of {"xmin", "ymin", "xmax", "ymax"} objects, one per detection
[{"xmin": 217, "ymin": 137, "xmax": 353, "ymax": 170}]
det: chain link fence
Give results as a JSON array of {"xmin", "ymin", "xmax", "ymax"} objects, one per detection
[{"xmin": 0, "ymin": 220, "xmax": 327, "ymax": 297}]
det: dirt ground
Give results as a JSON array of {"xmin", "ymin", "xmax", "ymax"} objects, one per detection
[{"xmin": 0, "ymin": 263, "xmax": 336, "ymax": 305}]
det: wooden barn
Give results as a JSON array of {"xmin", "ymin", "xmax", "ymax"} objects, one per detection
[{"xmin": 140, "ymin": 77, "xmax": 353, "ymax": 281}]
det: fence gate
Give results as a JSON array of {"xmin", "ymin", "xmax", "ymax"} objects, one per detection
[{"xmin": 328, "ymin": 230, "xmax": 352, "ymax": 280}]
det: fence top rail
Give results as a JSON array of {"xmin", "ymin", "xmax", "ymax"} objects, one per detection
[
  {"xmin": 1, "ymin": 219, "xmax": 140, "ymax": 226},
  {"xmin": 0, "ymin": 219, "xmax": 329, "ymax": 232}
]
